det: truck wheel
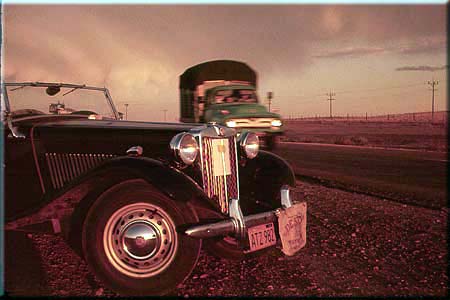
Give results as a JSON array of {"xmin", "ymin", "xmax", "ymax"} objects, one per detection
[{"xmin": 82, "ymin": 179, "xmax": 201, "ymax": 296}]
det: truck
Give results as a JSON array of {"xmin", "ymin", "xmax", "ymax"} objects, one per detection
[{"xmin": 179, "ymin": 60, "xmax": 283, "ymax": 149}]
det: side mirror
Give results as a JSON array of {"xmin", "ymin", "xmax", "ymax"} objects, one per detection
[{"xmin": 46, "ymin": 86, "xmax": 61, "ymax": 96}]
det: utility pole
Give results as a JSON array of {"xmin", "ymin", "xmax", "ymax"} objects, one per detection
[
  {"xmin": 326, "ymin": 91, "xmax": 336, "ymax": 119},
  {"xmin": 162, "ymin": 109, "xmax": 168, "ymax": 122},
  {"xmin": 124, "ymin": 103, "xmax": 129, "ymax": 120},
  {"xmin": 427, "ymin": 79, "xmax": 438, "ymax": 122},
  {"xmin": 267, "ymin": 92, "xmax": 273, "ymax": 112}
]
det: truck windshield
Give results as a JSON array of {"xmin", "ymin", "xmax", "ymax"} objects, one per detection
[{"xmin": 213, "ymin": 89, "xmax": 258, "ymax": 104}]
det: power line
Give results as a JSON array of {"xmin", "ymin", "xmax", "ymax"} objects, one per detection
[
  {"xmin": 326, "ymin": 91, "xmax": 336, "ymax": 119},
  {"xmin": 337, "ymin": 88, "xmax": 429, "ymax": 102},
  {"xmin": 335, "ymin": 82, "xmax": 425, "ymax": 95},
  {"xmin": 276, "ymin": 82, "xmax": 426, "ymax": 100},
  {"xmin": 427, "ymin": 79, "xmax": 439, "ymax": 122}
]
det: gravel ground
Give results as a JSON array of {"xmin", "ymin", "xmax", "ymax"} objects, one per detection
[{"xmin": 4, "ymin": 180, "xmax": 448, "ymax": 297}]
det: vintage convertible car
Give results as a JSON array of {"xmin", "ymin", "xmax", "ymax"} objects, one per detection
[{"xmin": 2, "ymin": 82, "xmax": 307, "ymax": 296}]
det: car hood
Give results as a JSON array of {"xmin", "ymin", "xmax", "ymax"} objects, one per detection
[
  {"xmin": 26, "ymin": 117, "xmax": 204, "ymax": 160},
  {"xmin": 33, "ymin": 118, "xmax": 199, "ymax": 132}
]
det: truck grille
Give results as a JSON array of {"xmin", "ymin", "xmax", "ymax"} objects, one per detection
[
  {"xmin": 230, "ymin": 118, "xmax": 273, "ymax": 128},
  {"xmin": 200, "ymin": 136, "xmax": 238, "ymax": 214}
]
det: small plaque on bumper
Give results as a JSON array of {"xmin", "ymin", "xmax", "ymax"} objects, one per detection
[{"xmin": 278, "ymin": 202, "xmax": 307, "ymax": 256}]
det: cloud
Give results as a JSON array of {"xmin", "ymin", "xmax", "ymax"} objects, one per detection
[
  {"xmin": 313, "ymin": 47, "xmax": 386, "ymax": 59},
  {"xmin": 395, "ymin": 65, "xmax": 448, "ymax": 72},
  {"xmin": 395, "ymin": 38, "xmax": 447, "ymax": 55},
  {"xmin": 3, "ymin": 5, "xmax": 447, "ymax": 119},
  {"xmin": 315, "ymin": 37, "xmax": 447, "ymax": 60}
]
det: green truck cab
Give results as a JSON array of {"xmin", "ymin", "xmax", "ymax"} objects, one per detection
[{"xmin": 179, "ymin": 60, "xmax": 283, "ymax": 149}]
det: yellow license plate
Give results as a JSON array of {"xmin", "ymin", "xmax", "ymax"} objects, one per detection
[{"xmin": 247, "ymin": 222, "xmax": 277, "ymax": 252}]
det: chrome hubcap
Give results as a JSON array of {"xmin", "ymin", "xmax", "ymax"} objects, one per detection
[
  {"xmin": 103, "ymin": 203, "xmax": 178, "ymax": 278},
  {"xmin": 122, "ymin": 222, "xmax": 159, "ymax": 259}
]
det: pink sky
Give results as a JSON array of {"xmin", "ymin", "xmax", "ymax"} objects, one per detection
[{"xmin": 3, "ymin": 4, "xmax": 447, "ymax": 121}]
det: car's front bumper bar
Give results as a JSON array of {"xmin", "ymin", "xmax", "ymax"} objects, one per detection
[{"xmin": 184, "ymin": 185, "xmax": 293, "ymax": 239}]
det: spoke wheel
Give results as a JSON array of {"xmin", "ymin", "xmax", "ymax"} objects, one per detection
[
  {"xmin": 103, "ymin": 202, "xmax": 177, "ymax": 278},
  {"xmin": 82, "ymin": 179, "xmax": 201, "ymax": 296}
]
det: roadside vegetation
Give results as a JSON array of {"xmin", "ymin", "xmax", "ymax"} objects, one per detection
[{"xmin": 282, "ymin": 112, "xmax": 447, "ymax": 152}]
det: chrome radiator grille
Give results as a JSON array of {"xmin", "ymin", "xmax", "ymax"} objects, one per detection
[
  {"xmin": 45, "ymin": 153, "xmax": 115, "ymax": 189},
  {"xmin": 200, "ymin": 136, "xmax": 238, "ymax": 214}
]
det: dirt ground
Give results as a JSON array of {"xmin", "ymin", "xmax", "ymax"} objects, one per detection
[
  {"xmin": 282, "ymin": 120, "xmax": 447, "ymax": 151},
  {"xmin": 4, "ymin": 180, "xmax": 447, "ymax": 297}
]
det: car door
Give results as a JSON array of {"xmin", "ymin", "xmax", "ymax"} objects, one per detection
[{"xmin": 4, "ymin": 122, "xmax": 44, "ymax": 221}]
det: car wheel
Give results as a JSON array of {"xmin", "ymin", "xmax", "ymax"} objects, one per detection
[{"xmin": 82, "ymin": 179, "xmax": 201, "ymax": 296}]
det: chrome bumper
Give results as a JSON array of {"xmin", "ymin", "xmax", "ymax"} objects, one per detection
[{"xmin": 184, "ymin": 185, "xmax": 293, "ymax": 239}]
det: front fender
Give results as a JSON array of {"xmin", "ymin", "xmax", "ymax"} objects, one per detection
[
  {"xmin": 66, "ymin": 156, "xmax": 222, "ymax": 254},
  {"xmin": 238, "ymin": 150, "xmax": 295, "ymax": 214},
  {"xmin": 68, "ymin": 155, "xmax": 221, "ymax": 213}
]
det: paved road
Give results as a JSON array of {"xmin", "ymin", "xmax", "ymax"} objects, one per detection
[{"xmin": 275, "ymin": 142, "xmax": 447, "ymax": 210}]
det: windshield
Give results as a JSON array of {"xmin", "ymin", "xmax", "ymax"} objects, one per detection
[
  {"xmin": 212, "ymin": 89, "xmax": 258, "ymax": 104},
  {"xmin": 4, "ymin": 84, "xmax": 117, "ymax": 120}
]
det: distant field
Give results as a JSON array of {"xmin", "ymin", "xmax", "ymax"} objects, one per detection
[
  {"xmin": 282, "ymin": 115, "xmax": 448, "ymax": 152},
  {"xmin": 287, "ymin": 111, "xmax": 448, "ymax": 124}
]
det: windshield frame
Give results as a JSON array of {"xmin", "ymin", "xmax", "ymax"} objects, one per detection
[{"xmin": 1, "ymin": 82, "xmax": 120, "ymax": 120}]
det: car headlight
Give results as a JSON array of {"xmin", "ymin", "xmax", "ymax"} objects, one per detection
[
  {"xmin": 271, "ymin": 119, "xmax": 282, "ymax": 127},
  {"xmin": 226, "ymin": 120, "xmax": 237, "ymax": 128},
  {"xmin": 238, "ymin": 131, "xmax": 259, "ymax": 159},
  {"xmin": 170, "ymin": 133, "xmax": 199, "ymax": 165}
]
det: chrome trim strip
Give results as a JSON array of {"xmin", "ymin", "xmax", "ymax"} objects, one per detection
[
  {"xmin": 79, "ymin": 153, "xmax": 88, "ymax": 173},
  {"xmin": 45, "ymin": 153, "xmax": 115, "ymax": 189},
  {"xmin": 59, "ymin": 153, "xmax": 70, "ymax": 184},
  {"xmin": 229, "ymin": 198, "xmax": 245, "ymax": 239},
  {"xmin": 63, "ymin": 154, "xmax": 72, "ymax": 183},
  {"xmin": 49, "ymin": 153, "xmax": 62, "ymax": 189},
  {"xmin": 281, "ymin": 185, "xmax": 293, "ymax": 208},
  {"xmin": 86, "ymin": 154, "xmax": 94, "ymax": 169},
  {"xmin": 45, "ymin": 154, "xmax": 58, "ymax": 189},
  {"xmin": 53, "ymin": 153, "xmax": 64, "ymax": 188}
]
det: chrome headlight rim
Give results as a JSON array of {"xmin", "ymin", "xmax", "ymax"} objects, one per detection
[
  {"xmin": 238, "ymin": 131, "xmax": 259, "ymax": 159},
  {"xmin": 170, "ymin": 132, "xmax": 199, "ymax": 165}
]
